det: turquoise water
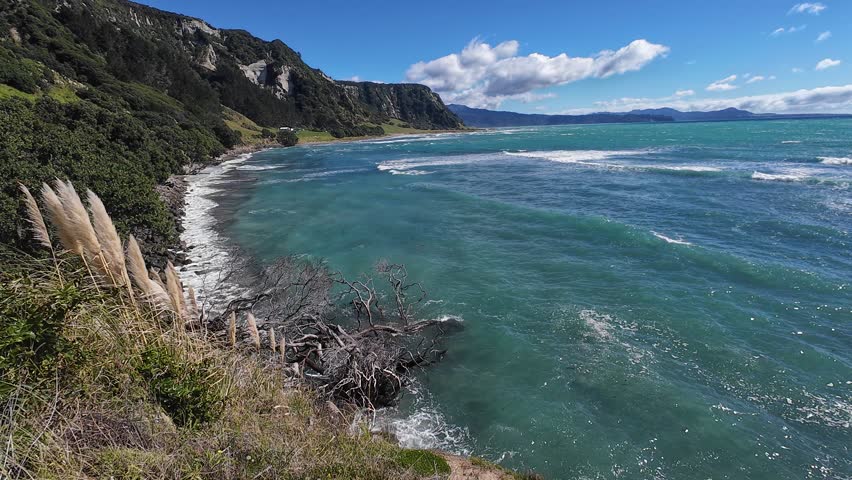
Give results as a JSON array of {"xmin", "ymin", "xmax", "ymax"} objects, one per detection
[{"xmin": 209, "ymin": 120, "xmax": 851, "ymax": 478}]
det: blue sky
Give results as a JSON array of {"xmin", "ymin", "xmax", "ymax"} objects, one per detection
[{"xmin": 137, "ymin": 1, "xmax": 851, "ymax": 113}]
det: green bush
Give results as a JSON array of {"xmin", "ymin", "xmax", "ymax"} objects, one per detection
[
  {"xmin": 0, "ymin": 272, "xmax": 84, "ymax": 395},
  {"xmin": 276, "ymin": 129, "xmax": 299, "ymax": 146},
  {"xmin": 135, "ymin": 345, "xmax": 225, "ymax": 428}
]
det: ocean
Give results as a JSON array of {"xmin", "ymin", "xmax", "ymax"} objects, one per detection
[{"xmin": 182, "ymin": 119, "xmax": 851, "ymax": 479}]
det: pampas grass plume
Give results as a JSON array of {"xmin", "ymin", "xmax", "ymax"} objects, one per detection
[
  {"xmin": 126, "ymin": 235, "xmax": 151, "ymax": 296},
  {"xmin": 54, "ymin": 180, "xmax": 100, "ymax": 260},
  {"xmin": 41, "ymin": 183, "xmax": 78, "ymax": 254},
  {"xmin": 87, "ymin": 189, "xmax": 127, "ymax": 284},
  {"xmin": 268, "ymin": 327, "xmax": 276, "ymax": 352},
  {"xmin": 228, "ymin": 312, "xmax": 236, "ymax": 347},
  {"xmin": 165, "ymin": 261, "xmax": 184, "ymax": 315},
  {"xmin": 246, "ymin": 312, "xmax": 260, "ymax": 351},
  {"xmin": 19, "ymin": 183, "xmax": 52, "ymax": 250}
]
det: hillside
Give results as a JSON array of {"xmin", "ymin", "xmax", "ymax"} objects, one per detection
[
  {"xmin": 448, "ymin": 104, "xmax": 672, "ymax": 127},
  {"xmin": 0, "ymin": 0, "xmax": 462, "ymax": 252}
]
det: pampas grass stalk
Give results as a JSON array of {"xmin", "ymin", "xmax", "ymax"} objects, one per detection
[
  {"xmin": 20, "ymin": 183, "xmax": 63, "ymax": 285},
  {"xmin": 126, "ymin": 235, "xmax": 152, "ymax": 297},
  {"xmin": 54, "ymin": 180, "xmax": 100, "ymax": 260},
  {"xmin": 187, "ymin": 286, "xmax": 199, "ymax": 321},
  {"xmin": 279, "ymin": 331, "xmax": 287, "ymax": 362},
  {"xmin": 228, "ymin": 312, "xmax": 236, "ymax": 347},
  {"xmin": 268, "ymin": 327, "xmax": 276, "ymax": 352},
  {"xmin": 41, "ymin": 183, "xmax": 78, "ymax": 255},
  {"xmin": 164, "ymin": 261, "xmax": 184, "ymax": 316},
  {"xmin": 19, "ymin": 184, "xmax": 52, "ymax": 251},
  {"xmin": 246, "ymin": 312, "xmax": 260, "ymax": 351},
  {"xmin": 149, "ymin": 268, "xmax": 166, "ymax": 290},
  {"xmin": 86, "ymin": 189, "xmax": 128, "ymax": 287}
]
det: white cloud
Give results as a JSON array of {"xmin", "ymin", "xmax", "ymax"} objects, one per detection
[
  {"xmin": 746, "ymin": 75, "xmax": 775, "ymax": 84},
  {"xmin": 792, "ymin": 67, "xmax": 804, "ymax": 73},
  {"xmin": 675, "ymin": 89, "xmax": 695, "ymax": 97},
  {"xmin": 562, "ymin": 84, "xmax": 852, "ymax": 115},
  {"xmin": 406, "ymin": 38, "xmax": 669, "ymax": 108},
  {"xmin": 789, "ymin": 2, "xmax": 826, "ymax": 15},
  {"xmin": 707, "ymin": 75, "xmax": 738, "ymax": 91},
  {"xmin": 816, "ymin": 31, "xmax": 832, "ymax": 42},
  {"xmin": 815, "ymin": 58, "xmax": 841, "ymax": 70},
  {"xmin": 770, "ymin": 25, "xmax": 806, "ymax": 36},
  {"xmin": 346, "ymin": 75, "xmax": 362, "ymax": 82}
]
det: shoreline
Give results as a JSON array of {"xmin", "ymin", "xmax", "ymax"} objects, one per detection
[
  {"xmin": 163, "ymin": 129, "xmax": 472, "ymax": 267},
  {"xmin": 170, "ymin": 132, "xmax": 488, "ymax": 469}
]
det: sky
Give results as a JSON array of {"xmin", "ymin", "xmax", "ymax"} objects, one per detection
[{"xmin": 136, "ymin": 0, "xmax": 851, "ymax": 114}]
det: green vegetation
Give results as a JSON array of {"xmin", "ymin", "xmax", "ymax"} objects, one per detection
[
  {"xmin": 396, "ymin": 449, "xmax": 452, "ymax": 476},
  {"xmin": 277, "ymin": 129, "xmax": 299, "ymax": 147}
]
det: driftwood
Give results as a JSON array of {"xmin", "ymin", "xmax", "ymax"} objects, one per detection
[{"xmin": 207, "ymin": 257, "xmax": 458, "ymax": 409}]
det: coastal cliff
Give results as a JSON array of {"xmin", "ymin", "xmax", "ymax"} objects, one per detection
[{"xmin": 0, "ymin": 0, "xmax": 463, "ymax": 254}]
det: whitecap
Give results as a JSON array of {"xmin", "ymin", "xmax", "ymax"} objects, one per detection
[
  {"xmin": 818, "ymin": 156, "xmax": 852, "ymax": 165},
  {"xmin": 751, "ymin": 171, "xmax": 810, "ymax": 182},
  {"xmin": 503, "ymin": 149, "xmax": 648, "ymax": 164},
  {"xmin": 652, "ymin": 231, "xmax": 693, "ymax": 245},
  {"xmin": 781, "ymin": 140, "xmax": 802, "ymax": 144},
  {"xmin": 236, "ymin": 164, "xmax": 281, "ymax": 171}
]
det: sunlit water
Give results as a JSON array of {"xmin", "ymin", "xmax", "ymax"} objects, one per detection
[{"xmin": 183, "ymin": 120, "xmax": 851, "ymax": 479}]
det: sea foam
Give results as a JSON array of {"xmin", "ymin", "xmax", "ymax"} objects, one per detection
[
  {"xmin": 180, "ymin": 153, "xmax": 255, "ymax": 305},
  {"xmin": 818, "ymin": 156, "xmax": 852, "ymax": 165}
]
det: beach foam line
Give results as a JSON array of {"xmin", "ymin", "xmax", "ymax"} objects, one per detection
[{"xmin": 180, "ymin": 152, "xmax": 255, "ymax": 305}]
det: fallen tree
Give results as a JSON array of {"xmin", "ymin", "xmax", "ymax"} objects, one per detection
[{"xmin": 207, "ymin": 258, "xmax": 460, "ymax": 409}]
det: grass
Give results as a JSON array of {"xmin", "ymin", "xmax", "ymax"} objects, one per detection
[
  {"xmin": 0, "ymin": 252, "xmax": 448, "ymax": 478},
  {"xmin": 223, "ymin": 106, "xmax": 274, "ymax": 144},
  {"xmin": 0, "ymin": 83, "xmax": 37, "ymax": 101},
  {"xmin": 0, "ymin": 83, "xmax": 79, "ymax": 103}
]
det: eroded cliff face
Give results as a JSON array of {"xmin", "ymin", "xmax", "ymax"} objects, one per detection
[
  {"xmin": 339, "ymin": 81, "xmax": 464, "ymax": 130},
  {"xmin": 43, "ymin": 0, "xmax": 463, "ymax": 133}
]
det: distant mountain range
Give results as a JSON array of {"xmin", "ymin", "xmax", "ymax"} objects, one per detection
[
  {"xmin": 447, "ymin": 104, "xmax": 673, "ymax": 127},
  {"xmin": 449, "ymin": 104, "xmax": 852, "ymax": 128}
]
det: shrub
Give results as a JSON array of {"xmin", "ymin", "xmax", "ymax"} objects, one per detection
[
  {"xmin": 276, "ymin": 129, "xmax": 298, "ymax": 146},
  {"xmin": 0, "ymin": 271, "xmax": 84, "ymax": 395},
  {"xmin": 135, "ymin": 345, "xmax": 225, "ymax": 427}
]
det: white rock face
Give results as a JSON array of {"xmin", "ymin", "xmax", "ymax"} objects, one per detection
[
  {"xmin": 181, "ymin": 19, "xmax": 221, "ymax": 38},
  {"xmin": 197, "ymin": 45, "xmax": 218, "ymax": 71},
  {"xmin": 239, "ymin": 60, "xmax": 270, "ymax": 86},
  {"xmin": 274, "ymin": 66, "xmax": 291, "ymax": 96},
  {"xmin": 238, "ymin": 60, "xmax": 291, "ymax": 98}
]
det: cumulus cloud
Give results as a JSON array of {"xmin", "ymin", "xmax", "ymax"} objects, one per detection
[
  {"xmin": 675, "ymin": 89, "xmax": 695, "ymax": 97},
  {"xmin": 816, "ymin": 31, "xmax": 832, "ymax": 42},
  {"xmin": 789, "ymin": 2, "xmax": 826, "ymax": 15},
  {"xmin": 707, "ymin": 75, "xmax": 738, "ymax": 91},
  {"xmin": 405, "ymin": 38, "xmax": 669, "ymax": 108},
  {"xmin": 815, "ymin": 58, "xmax": 841, "ymax": 70},
  {"xmin": 792, "ymin": 67, "xmax": 804, "ymax": 73},
  {"xmin": 562, "ymin": 84, "xmax": 852, "ymax": 115},
  {"xmin": 770, "ymin": 25, "xmax": 806, "ymax": 36}
]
